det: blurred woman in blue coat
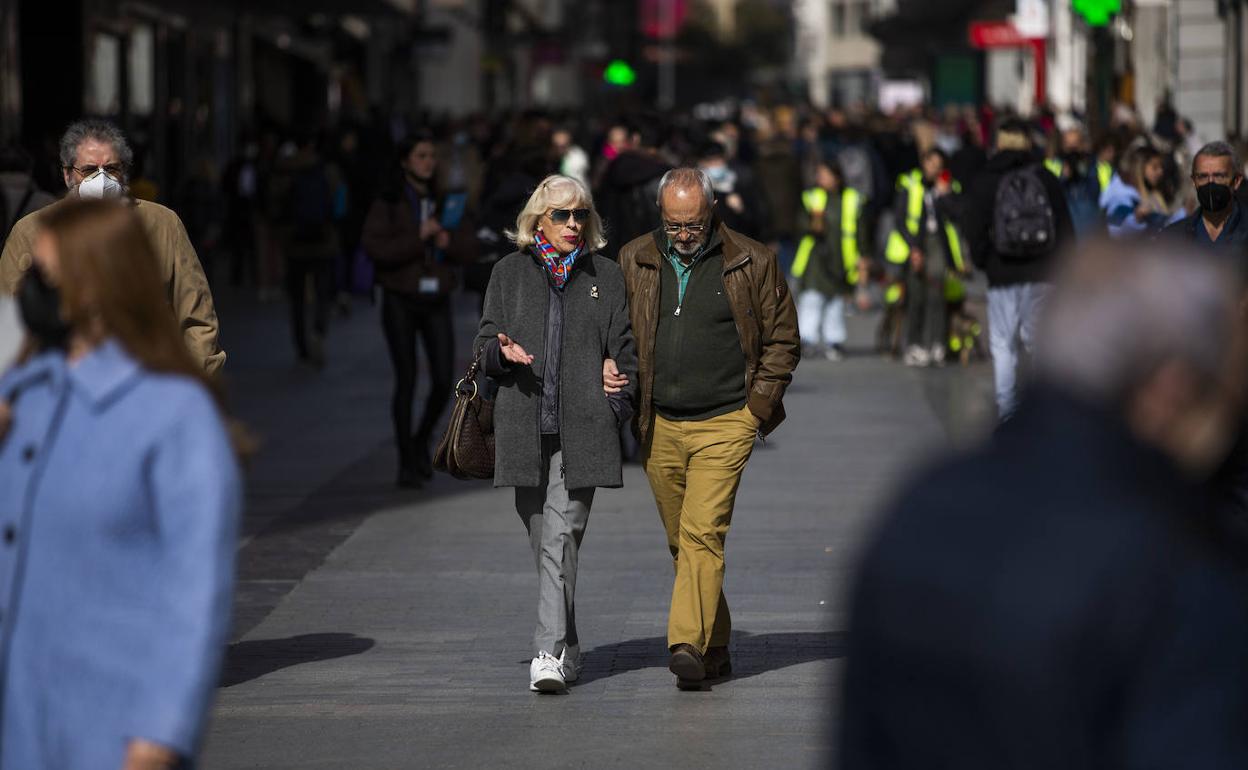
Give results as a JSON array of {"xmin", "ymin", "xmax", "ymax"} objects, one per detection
[{"xmin": 0, "ymin": 199, "xmax": 243, "ymax": 769}]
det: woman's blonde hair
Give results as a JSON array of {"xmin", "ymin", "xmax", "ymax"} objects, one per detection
[{"xmin": 508, "ymin": 175, "xmax": 607, "ymax": 252}]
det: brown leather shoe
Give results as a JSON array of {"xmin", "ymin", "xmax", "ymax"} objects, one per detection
[
  {"xmin": 668, "ymin": 644, "xmax": 705, "ymax": 684},
  {"xmin": 704, "ymin": 646, "xmax": 732, "ymax": 679}
]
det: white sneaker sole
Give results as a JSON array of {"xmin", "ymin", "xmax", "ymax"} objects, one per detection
[{"xmin": 529, "ymin": 675, "xmax": 566, "ymax": 693}]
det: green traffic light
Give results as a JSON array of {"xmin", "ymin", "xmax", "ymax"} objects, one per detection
[
  {"xmin": 603, "ymin": 60, "xmax": 637, "ymax": 87},
  {"xmin": 1073, "ymin": 0, "xmax": 1120, "ymax": 26}
]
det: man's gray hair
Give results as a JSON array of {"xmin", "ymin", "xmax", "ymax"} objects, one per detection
[
  {"xmin": 1035, "ymin": 240, "xmax": 1240, "ymax": 404},
  {"xmin": 59, "ymin": 118, "xmax": 134, "ymax": 171},
  {"xmin": 656, "ymin": 167, "xmax": 715, "ymax": 208},
  {"xmin": 1191, "ymin": 141, "xmax": 1243, "ymax": 178}
]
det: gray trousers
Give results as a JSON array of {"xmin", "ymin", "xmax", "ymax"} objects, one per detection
[
  {"xmin": 905, "ymin": 232, "xmax": 949, "ymax": 350},
  {"xmin": 515, "ymin": 436, "xmax": 595, "ymax": 657}
]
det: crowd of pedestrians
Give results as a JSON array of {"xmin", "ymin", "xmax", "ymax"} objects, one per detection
[{"xmin": 2, "ymin": 93, "xmax": 1248, "ymax": 765}]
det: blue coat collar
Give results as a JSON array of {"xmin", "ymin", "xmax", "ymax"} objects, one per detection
[
  {"xmin": 0, "ymin": 339, "xmax": 140, "ymax": 408},
  {"xmin": 68, "ymin": 339, "xmax": 141, "ymax": 408}
]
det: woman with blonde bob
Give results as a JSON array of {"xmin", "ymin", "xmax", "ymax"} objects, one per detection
[
  {"xmin": 476, "ymin": 174, "xmax": 637, "ymax": 693},
  {"xmin": 0, "ymin": 199, "xmax": 242, "ymax": 769}
]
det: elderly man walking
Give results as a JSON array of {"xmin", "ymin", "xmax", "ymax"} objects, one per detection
[
  {"xmin": 614, "ymin": 167, "xmax": 800, "ymax": 689},
  {"xmin": 0, "ymin": 119, "xmax": 224, "ymax": 373}
]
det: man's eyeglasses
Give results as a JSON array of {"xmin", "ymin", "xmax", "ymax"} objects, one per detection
[
  {"xmin": 1193, "ymin": 172, "xmax": 1235, "ymax": 185},
  {"xmin": 662, "ymin": 221, "xmax": 707, "ymax": 236},
  {"xmin": 549, "ymin": 208, "xmax": 590, "ymax": 225},
  {"xmin": 65, "ymin": 164, "xmax": 125, "ymax": 178}
]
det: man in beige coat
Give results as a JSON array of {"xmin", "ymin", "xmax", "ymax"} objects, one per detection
[{"xmin": 0, "ymin": 119, "xmax": 224, "ymax": 374}]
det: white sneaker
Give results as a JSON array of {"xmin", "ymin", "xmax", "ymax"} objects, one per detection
[
  {"xmin": 559, "ymin": 646, "xmax": 582, "ymax": 683},
  {"xmin": 529, "ymin": 651, "xmax": 566, "ymax": 693},
  {"xmin": 903, "ymin": 345, "xmax": 930, "ymax": 367},
  {"xmin": 929, "ymin": 345, "xmax": 946, "ymax": 366}
]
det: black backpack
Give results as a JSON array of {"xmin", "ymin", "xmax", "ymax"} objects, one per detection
[{"xmin": 992, "ymin": 166, "xmax": 1056, "ymax": 260}]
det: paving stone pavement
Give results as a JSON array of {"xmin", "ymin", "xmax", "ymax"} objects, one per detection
[{"xmin": 202, "ymin": 290, "xmax": 994, "ymax": 770}]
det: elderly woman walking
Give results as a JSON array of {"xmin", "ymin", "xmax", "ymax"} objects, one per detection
[
  {"xmin": 0, "ymin": 199, "xmax": 242, "ymax": 769},
  {"xmin": 476, "ymin": 175, "xmax": 637, "ymax": 693}
]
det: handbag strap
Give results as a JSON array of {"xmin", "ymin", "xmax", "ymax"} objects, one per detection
[{"xmin": 456, "ymin": 353, "xmax": 482, "ymax": 398}]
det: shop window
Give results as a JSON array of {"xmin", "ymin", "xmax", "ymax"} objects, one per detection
[
  {"xmin": 88, "ymin": 32, "xmax": 121, "ymax": 115},
  {"xmin": 129, "ymin": 25, "xmax": 154, "ymax": 116}
]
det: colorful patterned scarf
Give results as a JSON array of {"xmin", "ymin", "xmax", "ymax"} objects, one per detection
[{"xmin": 534, "ymin": 230, "xmax": 583, "ymax": 289}]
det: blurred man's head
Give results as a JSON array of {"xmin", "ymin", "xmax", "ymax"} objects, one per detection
[
  {"xmin": 920, "ymin": 148, "xmax": 947, "ymax": 183},
  {"xmin": 995, "ymin": 119, "xmax": 1032, "ymax": 154},
  {"xmin": 1035, "ymin": 240, "xmax": 1248, "ymax": 476},
  {"xmin": 657, "ymin": 167, "xmax": 715, "ymax": 259},
  {"xmin": 604, "ymin": 125, "xmax": 631, "ymax": 159},
  {"xmin": 552, "ymin": 128, "xmax": 574, "ymax": 155},
  {"xmin": 1060, "ymin": 127, "xmax": 1088, "ymax": 155},
  {"xmin": 814, "ymin": 159, "xmax": 842, "ymax": 192}
]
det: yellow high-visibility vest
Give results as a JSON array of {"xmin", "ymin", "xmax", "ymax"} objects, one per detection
[
  {"xmin": 1097, "ymin": 160, "xmax": 1113, "ymax": 194},
  {"xmin": 885, "ymin": 170, "xmax": 964, "ymax": 269},
  {"xmin": 1048, "ymin": 156, "xmax": 1113, "ymax": 194},
  {"xmin": 792, "ymin": 187, "xmax": 862, "ymax": 285}
]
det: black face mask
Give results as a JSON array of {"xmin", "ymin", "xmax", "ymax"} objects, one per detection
[
  {"xmin": 1197, "ymin": 182, "xmax": 1234, "ymax": 214},
  {"xmin": 17, "ymin": 264, "xmax": 70, "ymax": 350}
]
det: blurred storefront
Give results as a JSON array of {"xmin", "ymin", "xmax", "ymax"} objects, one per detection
[{"xmin": 1, "ymin": 0, "xmax": 413, "ymax": 195}]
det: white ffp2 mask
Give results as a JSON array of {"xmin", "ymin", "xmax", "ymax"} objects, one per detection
[{"xmin": 77, "ymin": 170, "xmax": 124, "ymax": 199}]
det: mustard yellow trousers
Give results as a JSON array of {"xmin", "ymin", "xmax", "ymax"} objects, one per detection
[{"xmin": 643, "ymin": 405, "xmax": 756, "ymax": 653}]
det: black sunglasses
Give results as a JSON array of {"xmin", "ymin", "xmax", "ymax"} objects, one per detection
[{"xmin": 549, "ymin": 208, "xmax": 590, "ymax": 225}]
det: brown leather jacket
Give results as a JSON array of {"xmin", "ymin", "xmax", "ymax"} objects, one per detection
[{"xmin": 618, "ymin": 223, "xmax": 800, "ymax": 446}]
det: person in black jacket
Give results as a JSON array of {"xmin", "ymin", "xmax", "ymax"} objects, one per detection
[
  {"xmin": 595, "ymin": 124, "xmax": 672, "ymax": 249},
  {"xmin": 962, "ymin": 119, "xmax": 1073, "ymax": 418},
  {"xmin": 840, "ymin": 240, "xmax": 1248, "ymax": 770}
]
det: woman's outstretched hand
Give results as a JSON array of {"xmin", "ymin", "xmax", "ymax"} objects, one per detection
[
  {"xmin": 498, "ymin": 333, "xmax": 534, "ymax": 366},
  {"xmin": 603, "ymin": 358, "xmax": 629, "ymax": 395}
]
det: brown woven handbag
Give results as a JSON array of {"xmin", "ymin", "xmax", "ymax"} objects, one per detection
[{"xmin": 433, "ymin": 355, "xmax": 495, "ymax": 480}]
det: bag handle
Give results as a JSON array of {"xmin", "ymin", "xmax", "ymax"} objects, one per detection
[{"xmin": 455, "ymin": 353, "xmax": 482, "ymax": 399}]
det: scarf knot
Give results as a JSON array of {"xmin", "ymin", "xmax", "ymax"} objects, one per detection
[{"xmin": 534, "ymin": 231, "xmax": 582, "ymax": 289}]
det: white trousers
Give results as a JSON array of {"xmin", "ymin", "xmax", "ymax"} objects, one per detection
[{"xmin": 797, "ymin": 290, "xmax": 847, "ymax": 347}]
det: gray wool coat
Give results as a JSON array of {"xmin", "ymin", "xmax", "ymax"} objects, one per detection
[{"xmin": 475, "ymin": 249, "xmax": 638, "ymax": 489}]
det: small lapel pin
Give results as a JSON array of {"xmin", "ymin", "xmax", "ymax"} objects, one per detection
[{"xmin": 590, "ymin": 285, "xmax": 599, "ymax": 299}]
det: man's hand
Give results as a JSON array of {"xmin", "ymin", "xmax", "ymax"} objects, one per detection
[
  {"xmin": 434, "ymin": 230, "xmax": 451, "ymax": 250},
  {"xmin": 0, "ymin": 400, "xmax": 10, "ymax": 443},
  {"xmin": 121, "ymin": 739, "xmax": 180, "ymax": 770},
  {"xmin": 909, "ymin": 249, "xmax": 925, "ymax": 271},
  {"xmin": 498, "ymin": 333, "xmax": 534, "ymax": 366},
  {"xmin": 854, "ymin": 284, "xmax": 872, "ymax": 312},
  {"xmin": 603, "ymin": 358, "xmax": 629, "ymax": 395},
  {"xmin": 420, "ymin": 218, "xmax": 444, "ymax": 241}
]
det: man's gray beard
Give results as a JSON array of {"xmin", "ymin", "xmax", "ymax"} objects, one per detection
[{"xmin": 673, "ymin": 241, "xmax": 703, "ymax": 257}]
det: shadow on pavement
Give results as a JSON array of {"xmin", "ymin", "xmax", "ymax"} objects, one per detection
[
  {"xmin": 573, "ymin": 630, "xmax": 847, "ymax": 688},
  {"xmin": 221, "ymin": 633, "xmax": 376, "ymax": 688}
]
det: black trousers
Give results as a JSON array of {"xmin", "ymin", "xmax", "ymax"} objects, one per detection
[
  {"xmin": 286, "ymin": 257, "xmax": 333, "ymax": 358},
  {"xmin": 381, "ymin": 289, "xmax": 455, "ymax": 466}
]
